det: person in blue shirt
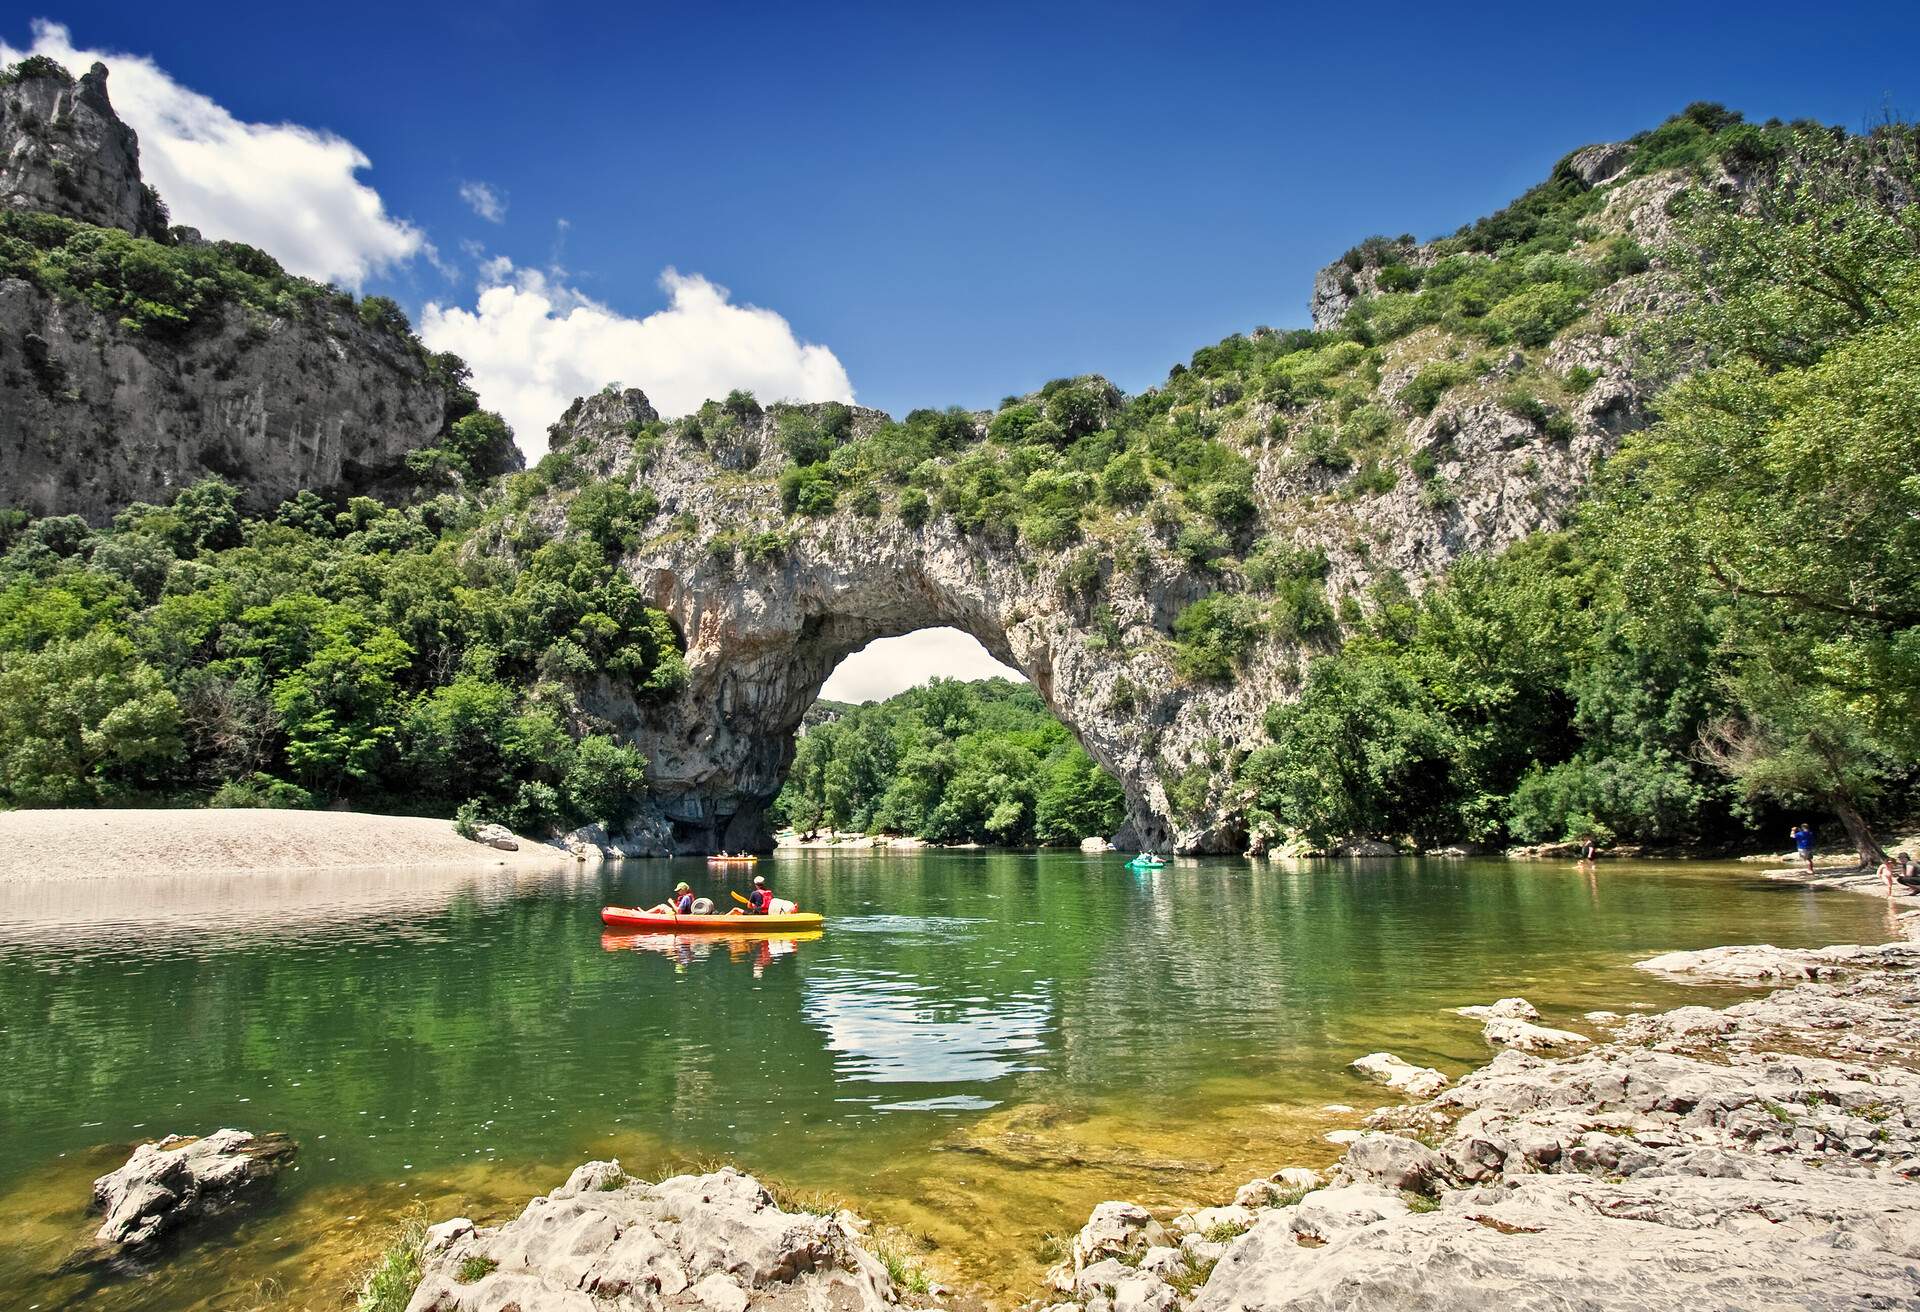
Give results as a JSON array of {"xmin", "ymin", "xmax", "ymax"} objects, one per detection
[
  {"xmin": 1791, "ymin": 823, "xmax": 1815, "ymax": 872},
  {"xmin": 747, "ymin": 874, "xmax": 773, "ymax": 914}
]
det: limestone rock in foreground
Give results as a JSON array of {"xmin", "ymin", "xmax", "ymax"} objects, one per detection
[
  {"xmin": 1348, "ymin": 1052, "xmax": 1448, "ymax": 1098},
  {"xmin": 1635, "ymin": 940, "xmax": 1920, "ymax": 983},
  {"xmin": 89, "ymin": 1128, "xmax": 295, "ymax": 1255},
  {"xmin": 1192, "ymin": 1174, "xmax": 1920, "ymax": 1312},
  {"xmin": 407, "ymin": 1164, "xmax": 895, "ymax": 1312}
]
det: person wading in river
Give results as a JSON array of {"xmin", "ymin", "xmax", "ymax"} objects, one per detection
[{"xmin": 1792, "ymin": 823, "xmax": 1816, "ymax": 873}]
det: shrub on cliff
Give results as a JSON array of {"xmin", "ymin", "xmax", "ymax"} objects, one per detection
[
  {"xmin": 1172, "ymin": 593, "xmax": 1267, "ymax": 682},
  {"xmin": 779, "ymin": 462, "xmax": 838, "ymax": 515}
]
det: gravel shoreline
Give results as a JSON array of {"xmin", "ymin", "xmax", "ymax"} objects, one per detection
[{"xmin": 0, "ymin": 807, "xmax": 566, "ymax": 882}]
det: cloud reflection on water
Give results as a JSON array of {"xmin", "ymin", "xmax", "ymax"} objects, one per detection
[{"xmin": 803, "ymin": 965, "xmax": 1052, "ymax": 1085}]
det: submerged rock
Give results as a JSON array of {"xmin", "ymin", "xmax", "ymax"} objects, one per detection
[
  {"xmin": 407, "ymin": 1165, "xmax": 894, "ymax": 1312},
  {"xmin": 1454, "ymin": 996, "xmax": 1538, "ymax": 1021},
  {"xmin": 1481, "ymin": 1016, "xmax": 1590, "ymax": 1052},
  {"xmin": 89, "ymin": 1129, "xmax": 295, "ymax": 1255},
  {"xmin": 1348, "ymin": 1052, "xmax": 1449, "ymax": 1098}
]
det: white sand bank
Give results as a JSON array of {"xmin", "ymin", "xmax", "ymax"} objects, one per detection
[{"xmin": 0, "ymin": 808, "xmax": 568, "ymax": 882}]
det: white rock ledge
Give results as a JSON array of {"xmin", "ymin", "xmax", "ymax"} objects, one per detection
[{"xmin": 1349, "ymin": 1052, "xmax": 1449, "ymax": 1098}]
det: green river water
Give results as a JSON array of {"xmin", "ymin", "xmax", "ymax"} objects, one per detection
[{"xmin": 0, "ymin": 850, "xmax": 1894, "ymax": 1309}]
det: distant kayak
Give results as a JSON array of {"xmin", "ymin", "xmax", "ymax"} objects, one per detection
[
  {"xmin": 601, "ymin": 906, "xmax": 823, "ymax": 932},
  {"xmin": 1127, "ymin": 855, "xmax": 1167, "ymax": 869},
  {"xmin": 705, "ymin": 855, "xmax": 759, "ymax": 865}
]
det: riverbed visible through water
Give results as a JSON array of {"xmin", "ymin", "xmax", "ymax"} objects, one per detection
[{"xmin": 0, "ymin": 851, "xmax": 1896, "ymax": 1308}]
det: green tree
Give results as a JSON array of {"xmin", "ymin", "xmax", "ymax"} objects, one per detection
[
  {"xmin": 0, "ymin": 630, "xmax": 183, "ymax": 804},
  {"xmin": 1242, "ymin": 650, "xmax": 1461, "ymax": 847},
  {"xmin": 1598, "ymin": 128, "xmax": 1920, "ymax": 863}
]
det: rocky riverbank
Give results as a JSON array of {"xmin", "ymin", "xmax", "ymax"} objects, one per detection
[{"xmin": 1037, "ymin": 924, "xmax": 1920, "ymax": 1310}]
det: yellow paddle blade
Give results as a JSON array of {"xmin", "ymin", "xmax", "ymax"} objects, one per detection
[{"xmin": 730, "ymin": 890, "xmax": 751, "ymax": 905}]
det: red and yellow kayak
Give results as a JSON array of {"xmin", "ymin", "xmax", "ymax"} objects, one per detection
[{"xmin": 600, "ymin": 906, "xmax": 825, "ymax": 932}]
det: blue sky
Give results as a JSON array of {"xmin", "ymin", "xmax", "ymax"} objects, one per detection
[{"xmin": 13, "ymin": 2, "xmax": 1920, "ymax": 432}]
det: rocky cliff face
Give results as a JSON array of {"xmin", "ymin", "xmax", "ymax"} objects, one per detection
[
  {"xmin": 0, "ymin": 57, "xmax": 476, "ymax": 523},
  {"xmin": 514, "ymin": 133, "xmax": 1722, "ymax": 856},
  {"xmin": 0, "ymin": 60, "xmax": 159, "ymax": 237},
  {"xmin": 0, "ymin": 278, "xmax": 451, "ymax": 521},
  {"xmin": 526, "ymin": 345, "xmax": 1645, "ymax": 856}
]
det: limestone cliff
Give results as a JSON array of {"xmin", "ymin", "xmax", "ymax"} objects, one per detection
[
  {"xmin": 511, "ymin": 124, "xmax": 1750, "ymax": 856},
  {"xmin": 0, "ymin": 57, "xmax": 504, "ymax": 523},
  {"xmin": 0, "ymin": 59, "xmax": 159, "ymax": 237}
]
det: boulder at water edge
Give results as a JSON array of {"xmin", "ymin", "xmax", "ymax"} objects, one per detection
[{"xmin": 89, "ymin": 1129, "xmax": 295, "ymax": 1255}]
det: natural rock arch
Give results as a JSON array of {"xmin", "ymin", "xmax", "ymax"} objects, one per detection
[
  {"xmin": 542, "ymin": 365, "xmax": 1632, "ymax": 855},
  {"xmin": 584, "ymin": 481, "xmax": 1218, "ymax": 855}
]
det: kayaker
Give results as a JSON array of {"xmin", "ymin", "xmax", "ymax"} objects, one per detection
[
  {"xmin": 648, "ymin": 882, "xmax": 695, "ymax": 915},
  {"xmin": 747, "ymin": 874, "xmax": 773, "ymax": 914}
]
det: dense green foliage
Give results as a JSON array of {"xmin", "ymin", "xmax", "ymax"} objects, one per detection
[
  {"xmin": 0, "ymin": 478, "xmax": 684, "ymax": 830},
  {"xmin": 773, "ymin": 678, "xmax": 1125, "ymax": 846},
  {"xmin": 1238, "ymin": 122, "xmax": 1920, "ymax": 856}
]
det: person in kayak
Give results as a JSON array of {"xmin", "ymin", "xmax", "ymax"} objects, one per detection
[
  {"xmin": 747, "ymin": 874, "xmax": 773, "ymax": 914},
  {"xmin": 647, "ymin": 882, "xmax": 695, "ymax": 915}
]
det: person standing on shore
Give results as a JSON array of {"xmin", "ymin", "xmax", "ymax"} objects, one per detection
[
  {"xmin": 1792, "ymin": 823, "xmax": 1815, "ymax": 872},
  {"xmin": 1883, "ymin": 852, "xmax": 1919, "ymax": 896}
]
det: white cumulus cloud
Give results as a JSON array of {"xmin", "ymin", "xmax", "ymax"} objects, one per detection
[
  {"xmin": 2, "ymin": 20, "xmax": 420, "ymax": 286},
  {"xmin": 458, "ymin": 180, "xmax": 506, "ymax": 223},
  {"xmin": 419, "ymin": 263, "xmax": 855, "ymax": 457}
]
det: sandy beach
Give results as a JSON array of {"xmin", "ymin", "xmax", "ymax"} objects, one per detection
[{"xmin": 0, "ymin": 808, "xmax": 568, "ymax": 882}]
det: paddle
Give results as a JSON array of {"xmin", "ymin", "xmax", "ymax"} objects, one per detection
[{"xmin": 730, "ymin": 891, "xmax": 751, "ymax": 906}]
